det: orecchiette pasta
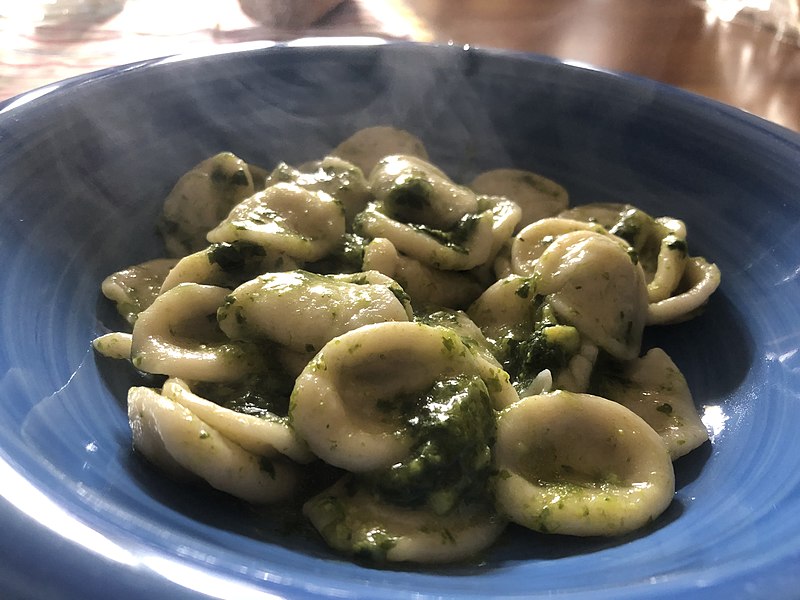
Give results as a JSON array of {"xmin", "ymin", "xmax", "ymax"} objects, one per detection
[
  {"xmin": 159, "ymin": 152, "xmax": 256, "ymax": 256},
  {"xmin": 331, "ymin": 126, "xmax": 429, "ymax": 180},
  {"xmin": 533, "ymin": 230, "xmax": 648, "ymax": 361},
  {"xmin": 493, "ymin": 390, "xmax": 675, "ymax": 536},
  {"xmin": 128, "ymin": 386, "xmax": 298, "ymax": 503},
  {"xmin": 94, "ymin": 125, "xmax": 720, "ymax": 565},
  {"xmin": 470, "ymin": 168, "xmax": 569, "ymax": 230},
  {"xmin": 130, "ymin": 283, "xmax": 264, "ymax": 382},
  {"xmin": 593, "ymin": 348, "xmax": 709, "ymax": 459},
  {"xmin": 303, "ymin": 477, "xmax": 506, "ymax": 563},
  {"xmin": 217, "ymin": 270, "xmax": 412, "ymax": 354},
  {"xmin": 290, "ymin": 321, "xmax": 494, "ymax": 471},
  {"xmin": 207, "ymin": 182, "xmax": 345, "ymax": 262},
  {"xmin": 265, "ymin": 155, "xmax": 371, "ymax": 227},
  {"xmin": 161, "ymin": 377, "xmax": 314, "ymax": 464},
  {"xmin": 362, "ymin": 237, "xmax": 486, "ymax": 309},
  {"xmin": 101, "ymin": 258, "xmax": 178, "ymax": 324}
]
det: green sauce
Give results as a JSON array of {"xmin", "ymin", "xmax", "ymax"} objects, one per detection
[{"xmin": 362, "ymin": 374, "xmax": 495, "ymax": 515}]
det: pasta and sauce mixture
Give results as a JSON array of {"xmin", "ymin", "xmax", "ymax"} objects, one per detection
[{"xmin": 94, "ymin": 126, "xmax": 721, "ymax": 563}]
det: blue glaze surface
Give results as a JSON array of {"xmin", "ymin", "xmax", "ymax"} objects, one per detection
[{"xmin": 1, "ymin": 41, "xmax": 799, "ymax": 599}]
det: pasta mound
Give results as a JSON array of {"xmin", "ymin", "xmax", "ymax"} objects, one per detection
[{"xmin": 94, "ymin": 126, "xmax": 720, "ymax": 564}]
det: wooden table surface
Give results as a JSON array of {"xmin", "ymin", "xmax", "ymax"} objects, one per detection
[
  {"xmin": 1, "ymin": 0, "xmax": 798, "ymax": 132},
  {"xmin": 409, "ymin": 0, "xmax": 800, "ymax": 132}
]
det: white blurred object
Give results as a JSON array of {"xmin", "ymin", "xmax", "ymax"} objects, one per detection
[
  {"xmin": 0, "ymin": 0, "xmax": 126, "ymax": 26},
  {"xmin": 706, "ymin": 0, "xmax": 799, "ymax": 40},
  {"xmin": 238, "ymin": 0, "xmax": 344, "ymax": 29}
]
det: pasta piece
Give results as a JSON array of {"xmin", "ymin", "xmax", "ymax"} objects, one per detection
[
  {"xmin": 92, "ymin": 332, "xmax": 132, "ymax": 360},
  {"xmin": 470, "ymin": 168, "xmax": 569, "ymax": 231},
  {"xmin": 207, "ymin": 182, "xmax": 345, "ymax": 262},
  {"xmin": 559, "ymin": 204, "xmax": 694, "ymax": 303},
  {"xmin": 472, "ymin": 258, "xmax": 603, "ymax": 405},
  {"xmin": 361, "ymin": 236, "xmax": 400, "ymax": 277},
  {"xmin": 356, "ymin": 202, "xmax": 495, "ymax": 271},
  {"xmin": 128, "ymin": 386, "xmax": 297, "ymax": 503},
  {"xmin": 416, "ymin": 308, "xmax": 519, "ymax": 410},
  {"xmin": 647, "ymin": 257, "xmax": 721, "ymax": 325},
  {"xmin": 468, "ymin": 274, "xmax": 534, "ymax": 344},
  {"xmin": 290, "ymin": 322, "xmax": 487, "ymax": 471},
  {"xmin": 494, "ymin": 390, "xmax": 675, "ymax": 536},
  {"xmin": 363, "ymin": 237, "xmax": 485, "ymax": 309},
  {"xmin": 303, "ymin": 477, "xmax": 506, "ymax": 563},
  {"xmin": 161, "ymin": 378, "xmax": 315, "ymax": 464},
  {"xmin": 159, "ymin": 152, "xmax": 256, "ymax": 256},
  {"xmin": 131, "ymin": 283, "xmax": 263, "ymax": 382},
  {"xmin": 481, "ymin": 195, "xmax": 522, "ymax": 260},
  {"xmin": 534, "ymin": 230, "xmax": 648, "ymax": 361},
  {"xmin": 553, "ymin": 341, "xmax": 599, "ymax": 393},
  {"xmin": 331, "ymin": 126, "xmax": 429, "ymax": 178},
  {"xmin": 217, "ymin": 270, "xmax": 412, "ymax": 354},
  {"xmin": 160, "ymin": 241, "xmax": 296, "ymax": 293},
  {"xmin": 594, "ymin": 348, "xmax": 709, "ymax": 460},
  {"xmin": 492, "ymin": 239, "xmax": 514, "ymax": 279},
  {"xmin": 559, "ymin": 202, "xmax": 639, "ymax": 235},
  {"xmin": 510, "ymin": 218, "xmax": 606, "ymax": 276},
  {"xmin": 101, "ymin": 258, "xmax": 178, "ymax": 324},
  {"xmin": 265, "ymin": 156, "xmax": 371, "ymax": 228},
  {"xmin": 646, "ymin": 217, "xmax": 689, "ymax": 303},
  {"xmin": 369, "ymin": 154, "xmax": 478, "ymax": 230}
]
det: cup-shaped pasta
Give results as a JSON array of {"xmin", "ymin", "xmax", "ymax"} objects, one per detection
[
  {"xmin": 647, "ymin": 257, "xmax": 721, "ymax": 325},
  {"xmin": 217, "ymin": 270, "xmax": 412, "ymax": 355},
  {"xmin": 646, "ymin": 217, "xmax": 689, "ymax": 303},
  {"xmin": 559, "ymin": 203, "xmax": 645, "ymax": 241},
  {"xmin": 468, "ymin": 274, "xmax": 536, "ymax": 343},
  {"xmin": 357, "ymin": 200, "xmax": 495, "ymax": 271},
  {"xmin": 494, "ymin": 390, "xmax": 675, "ymax": 536},
  {"xmin": 369, "ymin": 155, "xmax": 479, "ymax": 231},
  {"xmin": 481, "ymin": 195, "xmax": 522, "ymax": 260},
  {"xmin": 363, "ymin": 237, "xmax": 485, "ymax": 310},
  {"xmin": 161, "ymin": 378, "xmax": 315, "ymax": 464},
  {"xmin": 594, "ymin": 348, "xmax": 709, "ymax": 460},
  {"xmin": 416, "ymin": 308, "xmax": 520, "ymax": 410},
  {"xmin": 92, "ymin": 332, "xmax": 133, "ymax": 360},
  {"xmin": 128, "ymin": 386, "xmax": 297, "ymax": 503},
  {"xmin": 331, "ymin": 126, "xmax": 429, "ymax": 177},
  {"xmin": 552, "ymin": 341, "xmax": 599, "ymax": 394},
  {"xmin": 160, "ymin": 242, "xmax": 296, "ymax": 293},
  {"xmin": 303, "ymin": 477, "xmax": 506, "ymax": 563},
  {"xmin": 101, "ymin": 258, "xmax": 178, "ymax": 324},
  {"xmin": 470, "ymin": 168, "xmax": 569, "ymax": 231},
  {"xmin": 510, "ymin": 218, "xmax": 606, "ymax": 277},
  {"xmin": 559, "ymin": 203, "xmax": 694, "ymax": 304},
  {"xmin": 266, "ymin": 156, "xmax": 371, "ymax": 227},
  {"xmin": 290, "ymin": 322, "xmax": 489, "ymax": 471},
  {"xmin": 159, "ymin": 152, "xmax": 256, "ymax": 256},
  {"xmin": 131, "ymin": 283, "xmax": 263, "ymax": 382},
  {"xmin": 207, "ymin": 182, "xmax": 345, "ymax": 262},
  {"xmin": 534, "ymin": 230, "xmax": 648, "ymax": 361}
]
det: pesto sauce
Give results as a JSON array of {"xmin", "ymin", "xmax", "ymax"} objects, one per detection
[
  {"xmin": 308, "ymin": 493, "xmax": 399, "ymax": 562},
  {"xmin": 496, "ymin": 297, "xmax": 580, "ymax": 394},
  {"xmin": 305, "ymin": 233, "xmax": 366, "ymax": 275},
  {"xmin": 608, "ymin": 207, "xmax": 653, "ymax": 251},
  {"xmin": 407, "ymin": 212, "xmax": 481, "ymax": 254},
  {"xmin": 193, "ymin": 367, "xmax": 293, "ymax": 418},
  {"xmin": 383, "ymin": 174, "xmax": 434, "ymax": 223},
  {"xmin": 208, "ymin": 241, "xmax": 267, "ymax": 273},
  {"xmin": 362, "ymin": 374, "xmax": 495, "ymax": 515}
]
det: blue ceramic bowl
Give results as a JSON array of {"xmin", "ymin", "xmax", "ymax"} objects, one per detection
[{"xmin": 1, "ymin": 41, "xmax": 799, "ymax": 599}]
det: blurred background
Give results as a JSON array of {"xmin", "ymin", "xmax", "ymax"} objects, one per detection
[{"xmin": 0, "ymin": 0, "xmax": 798, "ymax": 131}]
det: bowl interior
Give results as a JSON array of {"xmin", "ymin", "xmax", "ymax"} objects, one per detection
[{"xmin": 1, "ymin": 42, "xmax": 800, "ymax": 599}]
